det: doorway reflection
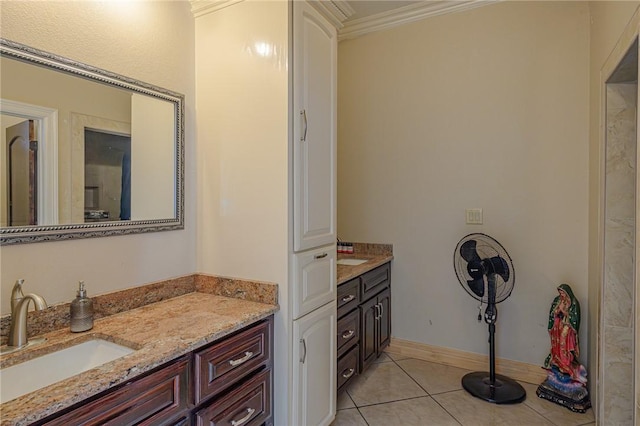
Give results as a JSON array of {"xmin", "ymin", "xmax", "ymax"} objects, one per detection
[{"xmin": 84, "ymin": 129, "xmax": 131, "ymax": 222}]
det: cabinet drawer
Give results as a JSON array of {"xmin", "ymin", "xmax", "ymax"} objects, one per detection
[
  {"xmin": 361, "ymin": 263, "xmax": 390, "ymax": 301},
  {"xmin": 195, "ymin": 368, "xmax": 272, "ymax": 426},
  {"xmin": 43, "ymin": 356, "xmax": 190, "ymax": 426},
  {"xmin": 292, "ymin": 246, "xmax": 336, "ymax": 319},
  {"xmin": 194, "ymin": 319, "xmax": 272, "ymax": 405},
  {"xmin": 337, "ymin": 278, "xmax": 359, "ymax": 317},
  {"xmin": 336, "ymin": 308, "xmax": 359, "ymax": 357},
  {"xmin": 337, "ymin": 345, "xmax": 358, "ymax": 392}
]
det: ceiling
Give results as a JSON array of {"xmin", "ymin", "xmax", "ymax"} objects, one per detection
[{"xmin": 345, "ymin": 1, "xmax": 422, "ymax": 21}]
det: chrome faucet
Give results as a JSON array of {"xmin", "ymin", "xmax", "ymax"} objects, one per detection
[{"xmin": 4, "ymin": 279, "xmax": 47, "ymax": 352}]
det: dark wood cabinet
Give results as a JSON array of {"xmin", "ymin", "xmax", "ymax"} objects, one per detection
[
  {"xmin": 337, "ymin": 278, "xmax": 359, "ymax": 318},
  {"xmin": 41, "ymin": 356, "xmax": 191, "ymax": 426},
  {"xmin": 360, "ymin": 287, "xmax": 391, "ymax": 372},
  {"xmin": 38, "ymin": 317, "xmax": 274, "ymax": 426},
  {"xmin": 194, "ymin": 368, "xmax": 271, "ymax": 426},
  {"xmin": 378, "ymin": 287, "xmax": 391, "ymax": 352},
  {"xmin": 336, "ymin": 262, "xmax": 391, "ymax": 393},
  {"xmin": 194, "ymin": 320, "xmax": 271, "ymax": 405}
]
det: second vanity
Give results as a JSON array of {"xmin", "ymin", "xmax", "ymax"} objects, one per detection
[
  {"xmin": 335, "ymin": 244, "xmax": 393, "ymax": 394},
  {"xmin": 0, "ymin": 284, "xmax": 278, "ymax": 426}
]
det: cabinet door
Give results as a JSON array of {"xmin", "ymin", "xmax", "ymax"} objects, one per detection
[
  {"xmin": 292, "ymin": 245, "xmax": 336, "ymax": 319},
  {"xmin": 359, "ymin": 296, "xmax": 378, "ymax": 373},
  {"xmin": 293, "ymin": 1, "xmax": 337, "ymax": 252},
  {"xmin": 377, "ymin": 288, "xmax": 391, "ymax": 353},
  {"xmin": 292, "ymin": 302, "xmax": 336, "ymax": 426}
]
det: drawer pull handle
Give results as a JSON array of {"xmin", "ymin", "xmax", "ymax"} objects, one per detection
[
  {"xmin": 341, "ymin": 330, "xmax": 355, "ymax": 339},
  {"xmin": 231, "ymin": 407, "xmax": 256, "ymax": 426},
  {"xmin": 342, "ymin": 368, "xmax": 355, "ymax": 379},
  {"xmin": 229, "ymin": 351, "xmax": 254, "ymax": 367},
  {"xmin": 314, "ymin": 252, "xmax": 328, "ymax": 259},
  {"xmin": 341, "ymin": 294, "xmax": 355, "ymax": 303}
]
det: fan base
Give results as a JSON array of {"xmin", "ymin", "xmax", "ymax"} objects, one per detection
[{"xmin": 462, "ymin": 371, "xmax": 526, "ymax": 404}]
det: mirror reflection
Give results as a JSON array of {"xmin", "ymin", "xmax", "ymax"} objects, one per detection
[{"xmin": 0, "ymin": 39, "xmax": 184, "ymax": 244}]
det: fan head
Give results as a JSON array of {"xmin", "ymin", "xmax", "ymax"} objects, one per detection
[{"xmin": 454, "ymin": 233, "xmax": 515, "ymax": 304}]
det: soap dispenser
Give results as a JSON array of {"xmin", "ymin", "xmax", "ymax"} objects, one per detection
[{"xmin": 70, "ymin": 281, "xmax": 94, "ymax": 332}]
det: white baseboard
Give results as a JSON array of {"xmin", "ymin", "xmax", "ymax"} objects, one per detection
[{"xmin": 387, "ymin": 337, "xmax": 547, "ymax": 385}]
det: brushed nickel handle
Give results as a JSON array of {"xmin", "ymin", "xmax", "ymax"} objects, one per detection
[
  {"xmin": 300, "ymin": 109, "xmax": 308, "ymax": 141},
  {"xmin": 341, "ymin": 330, "xmax": 355, "ymax": 339},
  {"xmin": 229, "ymin": 351, "xmax": 254, "ymax": 367},
  {"xmin": 314, "ymin": 252, "xmax": 328, "ymax": 259},
  {"xmin": 341, "ymin": 294, "xmax": 355, "ymax": 303},
  {"xmin": 375, "ymin": 303, "xmax": 381, "ymax": 320},
  {"xmin": 231, "ymin": 407, "xmax": 256, "ymax": 426},
  {"xmin": 342, "ymin": 368, "xmax": 355, "ymax": 379},
  {"xmin": 300, "ymin": 338, "xmax": 307, "ymax": 363},
  {"xmin": 379, "ymin": 303, "xmax": 383, "ymax": 318}
]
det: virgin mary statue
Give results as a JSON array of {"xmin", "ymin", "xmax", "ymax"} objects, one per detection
[{"xmin": 537, "ymin": 283, "xmax": 590, "ymax": 412}]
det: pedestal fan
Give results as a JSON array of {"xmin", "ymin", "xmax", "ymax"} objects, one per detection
[{"xmin": 453, "ymin": 233, "xmax": 526, "ymax": 404}]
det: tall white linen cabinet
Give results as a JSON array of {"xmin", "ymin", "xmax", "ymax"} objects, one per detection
[{"xmin": 194, "ymin": 1, "xmax": 341, "ymax": 424}]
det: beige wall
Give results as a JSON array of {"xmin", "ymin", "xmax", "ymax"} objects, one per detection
[
  {"xmin": 338, "ymin": 1, "xmax": 590, "ymax": 366},
  {"xmin": 0, "ymin": 1, "xmax": 196, "ymax": 315},
  {"xmin": 194, "ymin": 2, "xmax": 290, "ymax": 423}
]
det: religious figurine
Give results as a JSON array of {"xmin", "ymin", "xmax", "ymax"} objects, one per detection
[{"xmin": 536, "ymin": 284, "xmax": 591, "ymax": 413}]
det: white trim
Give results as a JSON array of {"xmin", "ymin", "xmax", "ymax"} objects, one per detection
[
  {"xmin": 387, "ymin": 337, "xmax": 547, "ymax": 385},
  {"xmin": 338, "ymin": 0, "xmax": 500, "ymax": 41},
  {"xmin": 0, "ymin": 99, "xmax": 58, "ymax": 226},
  {"xmin": 190, "ymin": 0, "xmax": 244, "ymax": 18}
]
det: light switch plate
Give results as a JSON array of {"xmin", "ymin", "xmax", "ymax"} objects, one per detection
[{"xmin": 466, "ymin": 208, "xmax": 483, "ymax": 224}]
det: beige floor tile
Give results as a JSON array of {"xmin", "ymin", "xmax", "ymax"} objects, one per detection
[
  {"xmin": 359, "ymin": 396, "xmax": 461, "ymax": 426},
  {"xmin": 520, "ymin": 382, "xmax": 595, "ymax": 426},
  {"xmin": 397, "ymin": 358, "xmax": 469, "ymax": 395},
  {"xmin": 383, "ymin": 350, "xmax": 410, "ymax": 361},
  {"xmin": 433, "ymin": 390, "xmax": 555, "ymax": 426},
  {"xmin": 347, "ymin": 361, "xmax": 427, "ymax": 406},
  {"xmin": 372, "ymin": 353, "xmax": 393, "ymax": 364},
  {"xmin": 330, "ymin": 408, "xmax": 368, "ymax": 426},
  {"xmin": 337, "ymin": 390, "xmax": 356, "ymax": 409}
]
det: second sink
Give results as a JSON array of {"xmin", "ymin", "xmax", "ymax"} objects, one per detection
[
  {"xmin": 337, "ymin": 258, "xmax": 368, "ymax": 266},
  {"xmin": 0, "ymin": 338, "xmax": 135, "ymax": 404}
]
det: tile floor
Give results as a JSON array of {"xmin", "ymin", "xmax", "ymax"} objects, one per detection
[{"xmin": 331, "ymin": 352, "xmax": 595, "ymax": 426}]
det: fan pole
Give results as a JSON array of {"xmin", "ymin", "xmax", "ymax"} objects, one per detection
[
  {"xmin": 461, "ymin": 273, "xmax": 526, "ymax": 404},
  {"xmin": 489, "ymin": 322, "xmax": 496, "ymax": 385}
]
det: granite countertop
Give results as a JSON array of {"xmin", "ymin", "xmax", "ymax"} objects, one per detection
[
  {"xmin": 337, "ymin": 253, "xmax": 394, "ymax": 285},
  {"xmin": 0, "ymin": 292, "xmax": 278, "ymax": 426}
]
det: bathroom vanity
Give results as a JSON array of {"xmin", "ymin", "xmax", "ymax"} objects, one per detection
[
  {"xmin": 0, "ymin": 290, "xmax": 278, "ymax": 426},
  {"xmin": 336, "ymin": 247, "xmax": 393, "ymax": 393}
]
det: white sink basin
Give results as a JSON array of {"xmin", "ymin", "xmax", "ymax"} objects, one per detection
[
  {"xmin": 0, "ymin": 338, "xmax": 135, "ymax": 404},
  {"xmin": 337, "ymin": 258, "xmax": 368, "ymax": 266}
]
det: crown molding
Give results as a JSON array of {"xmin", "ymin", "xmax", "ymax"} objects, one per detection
[
  {"xmin": 339, "ymin": 0, "xmax": 500, "ymax": 41},
  {"xmin": 191, "ymin": 0, "xmax": 355, "ymax": 24},
  {"xmin": 190, "ymin": 0, "xmax": 245, "ymax": 18}
]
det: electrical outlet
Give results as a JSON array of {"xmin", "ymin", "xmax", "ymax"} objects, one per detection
[{"xmin": 466, "ymin": 208, "xmax": 483, "ymax": 224}]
